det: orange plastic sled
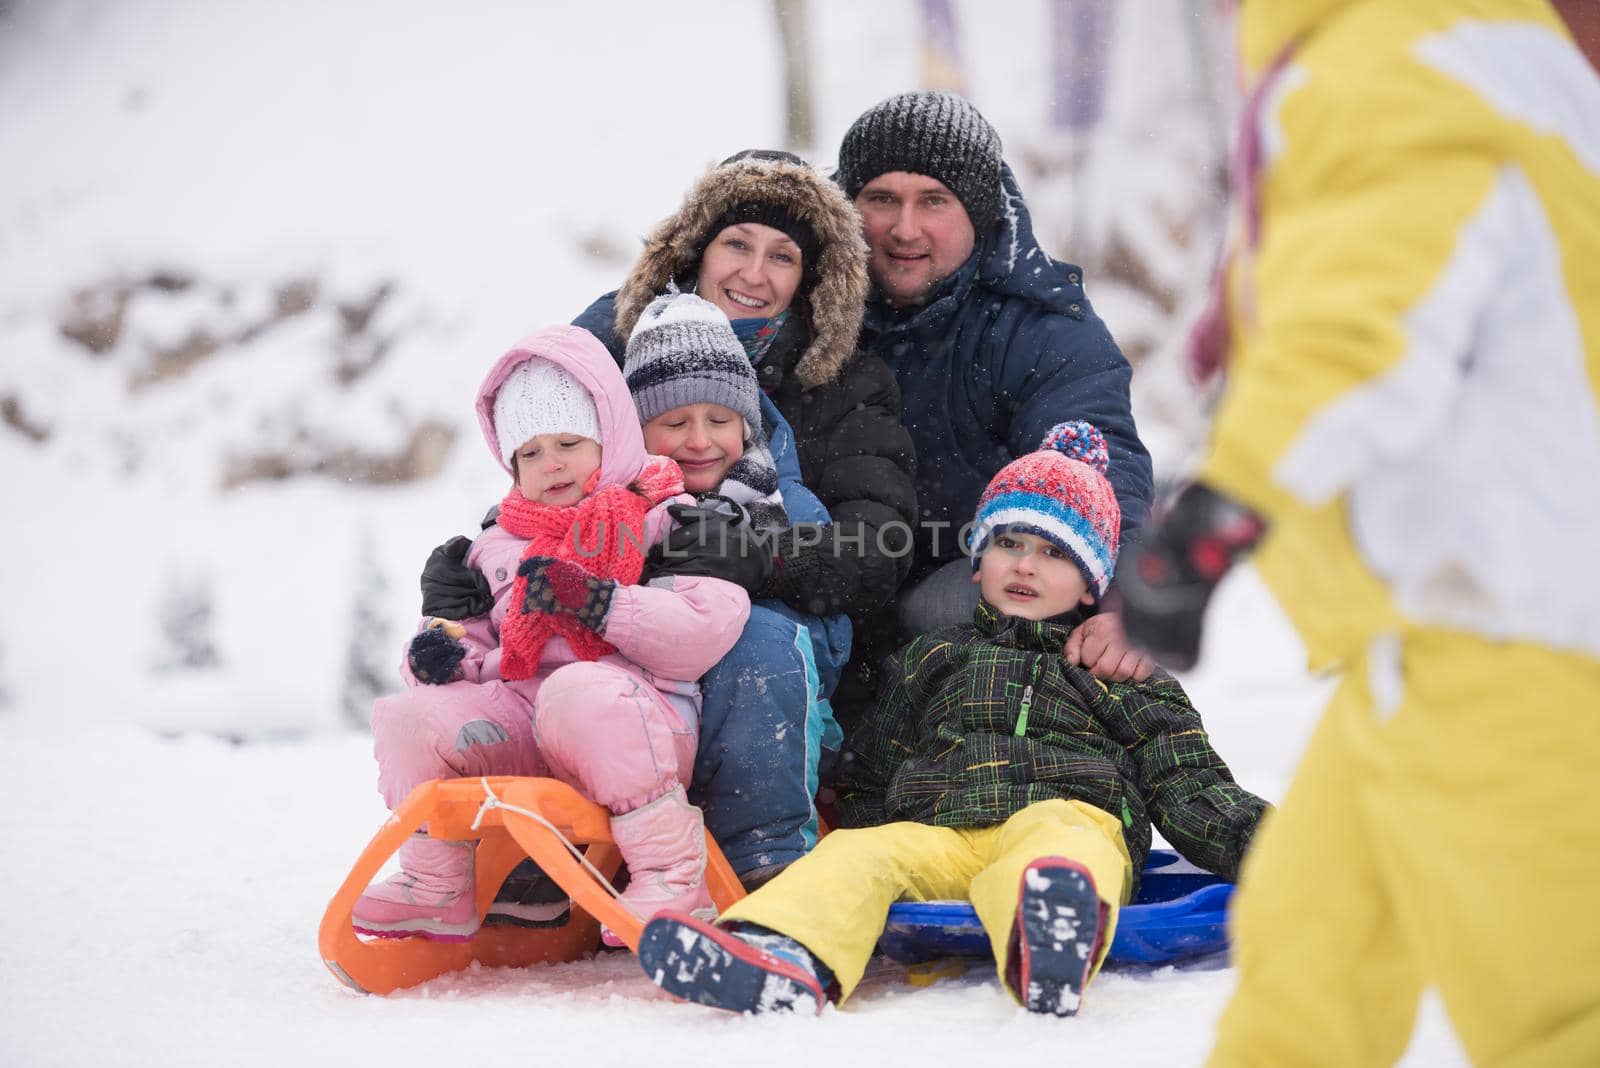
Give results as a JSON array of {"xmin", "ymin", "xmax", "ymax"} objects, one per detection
[{"xmin": 319, "ymin": 776, "xmax": 746, "ymax": 995}]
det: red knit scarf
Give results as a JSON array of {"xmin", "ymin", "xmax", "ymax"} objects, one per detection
[{"xmin": 496, "ymin": 456, "xmax": 684, "ymax": 679}]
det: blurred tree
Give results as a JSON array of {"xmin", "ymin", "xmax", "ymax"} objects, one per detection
[
  {"xmin": 154, "ymin": 572, "xmax": 220, "ymax": 673},
  {"xmin": 341, "ymin": 528, "xmax": 394, "ymax": 731},
  {"xmin": 773, "ymin": 0, "xmax": 815, "ymax": 152},
  {"xmin": 1046, "ymin": 0, "xmax": 1115, "ymax": 262}
]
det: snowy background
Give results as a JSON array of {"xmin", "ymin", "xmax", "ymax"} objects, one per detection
[{"xmin": 0, "ymin": 2, "xmax": 1466, "ymax": 1064}]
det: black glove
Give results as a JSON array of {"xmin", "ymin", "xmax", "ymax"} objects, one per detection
[
  {"xmin": 515, "ymin": 556, "xmax": 616, "ymax": 634},
  {"xmin": 646, "ymin": 503, "xmax": 777, "ymax": 595},
  {"xmin": 408, "ymin": 624, "xmax": 467, "ymax": 685},
  {"xmin": 1115, "ymin": 482, "xmax": 1266, "ymax": 671},
  {"xmin": 420, "ymin": 535, "xmax": 493, "ymax": 620}
]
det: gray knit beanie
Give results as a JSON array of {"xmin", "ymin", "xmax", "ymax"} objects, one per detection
[
  {"xmin": 836, "ymin": 90, "xmax": 1004, "ymax": 226},
  {"xmin": 623, "ymin": 293, "xmax": 763, "ymax": 432}
]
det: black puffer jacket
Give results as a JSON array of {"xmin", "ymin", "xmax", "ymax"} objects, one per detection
[{"xmin": 574, "ymin": 154, "xmax": 917, "ymax": 621}]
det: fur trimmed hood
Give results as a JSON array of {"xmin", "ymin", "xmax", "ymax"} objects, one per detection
[{"xmin": 613, "ymin": 155, "xmax": 870, "ymax": 390}]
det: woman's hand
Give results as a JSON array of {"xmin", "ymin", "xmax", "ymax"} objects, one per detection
[
  {"xmin": 420, "ymin": 535, "xmax": 493, "ymax": 619},
  {"xmin": 646, "ymin": 503, "xmax": 778, "ymax": 595}
]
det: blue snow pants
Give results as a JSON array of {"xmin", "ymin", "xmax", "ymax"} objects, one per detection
[
  {"xmin": 688, "ymin": 393, "xmax": 850, "ymax": 876},
  {"xmin": 690, "ymin": 599, "xmax": 849, "ymax": 876}
]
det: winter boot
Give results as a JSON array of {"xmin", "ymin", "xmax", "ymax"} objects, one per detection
[
  {"xmin": 1008, "ymin": 857, "xmax": 1107, "ymax": 1017},
  {"xmin": 483, "ymin": 858, "xmax": 572, "ymax": 928},
  {"xmin": 637, "ymin": 912, "xmax": 827, "ymax": 1015},
  {"xmin": 610, "ymin": 787, "xmax": 715, "ymax": 923},
  {"xmin": 352, "ymin": 832, "xmax": 479, "ymax": 942}
]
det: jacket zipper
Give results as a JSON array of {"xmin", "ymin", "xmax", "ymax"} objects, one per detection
[{"xmin": 1014, "ymin": 657, "xmax": 1043, "ymax": 737}]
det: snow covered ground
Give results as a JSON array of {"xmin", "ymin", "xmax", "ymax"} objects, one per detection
[
  {"xmin": 0, "ymin": 569, "xmax": 1467, "ymax": 1067},
  {"xmin": 0, "ymin": 2, "xmax": 1469, "ymax": 1064}
]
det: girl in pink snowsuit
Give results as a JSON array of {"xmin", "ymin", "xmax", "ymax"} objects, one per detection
[{"xmin": 353, "ymin": 324, "xmax": 751, "ymax": 943}]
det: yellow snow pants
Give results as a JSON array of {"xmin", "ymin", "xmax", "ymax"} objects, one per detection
[
  {"xmin": 719, "ymin": 797, "xmax": 1132, "ymax": 1003},
  {"xmin": 1209, "ymin": 627, "xmax": 1600, "ymax": 1067}
]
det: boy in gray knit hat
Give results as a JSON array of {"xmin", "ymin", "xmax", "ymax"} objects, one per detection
[{"xmin": 624, "ymin": 292, "xmax": 786, "ymax": 529}]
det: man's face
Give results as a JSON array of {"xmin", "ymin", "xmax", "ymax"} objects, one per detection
[{"xmin": 854, "ymin": 172, "xmax": 977, "ymax": 308}]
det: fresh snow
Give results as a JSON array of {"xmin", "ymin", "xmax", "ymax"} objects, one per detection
[{"xmin": 0, "ymin": 2, "xmax": 1468, "ymax": 1064}]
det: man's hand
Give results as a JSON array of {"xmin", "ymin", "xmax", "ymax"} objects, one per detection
[
  {"xmin": 420, "ymin": 535, "xmax": 493, "ymax": 620},
  {"xmin": 646, "ymin": 503, "xmax": 778, "ymax": 595},
  {"xmin": 1063, "ymin": 611, "xmax": 1155, "ymax": 682},
  {"xmin": 1115, "ymin": 482, "xmax": 1266, "ymax": 671}
]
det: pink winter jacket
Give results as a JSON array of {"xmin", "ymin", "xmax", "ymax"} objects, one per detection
[{"xmin": 405, "ymin": 324, "xmax": 750, "ymax": 709}]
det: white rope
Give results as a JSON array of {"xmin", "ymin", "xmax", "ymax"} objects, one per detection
[{"xmin": 470, "ymin": 777, "xmax": 624, "ymax": 900}]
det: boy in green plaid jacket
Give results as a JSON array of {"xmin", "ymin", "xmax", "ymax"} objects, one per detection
[{"xmin": 637, "ymin": 422, "xmax": 1269, "ymax": 1017}]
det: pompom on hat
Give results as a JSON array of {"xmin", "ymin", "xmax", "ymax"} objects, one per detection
[{"xmin": 969, "ymin": 421, "xmax": 1121, "ymax": 600}]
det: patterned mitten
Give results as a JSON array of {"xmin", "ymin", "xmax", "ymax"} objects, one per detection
[
  {"xmin": 408, "ymin": 623, "xmax": 468, "ymax": 685},
  {"xmin": 516, "ymin": 556, "xmax": 617, "ymax": 635}
]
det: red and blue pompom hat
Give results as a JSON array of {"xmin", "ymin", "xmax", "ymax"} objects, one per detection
[{"xmin": 968, "ymin": 420, "xmax": 1121, "ymax": 600}]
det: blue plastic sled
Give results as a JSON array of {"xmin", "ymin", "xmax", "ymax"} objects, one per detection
[{"xmin": 878, "ymin": 850, "xmax": 1234, "ymax": 966}]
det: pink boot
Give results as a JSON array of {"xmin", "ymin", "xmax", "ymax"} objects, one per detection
[
  {"xmin": 352, "ymin": 832, "xmax": 479, "ymax": 942},
  {"xmin": 608, "ymin": 787, "xmax": 715, "ymax": 940}
]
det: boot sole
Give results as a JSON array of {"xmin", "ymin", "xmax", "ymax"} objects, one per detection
[
  {"xmin": 637, "ymin": 913, "xmax": 823, "ymax": 1015},
  {"xmin": 1016, "ymin": 862, "xmax": 1101, "ymax": 1017},
  {"xmin": 351, "ymin": 919, "xmax": 479, "ymax": 943},
  {"xmin": 482, "ymin": 901, "xmax": 573, "ymax": 928}
]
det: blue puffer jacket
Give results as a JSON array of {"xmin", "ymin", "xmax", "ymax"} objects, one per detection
[{"xmin": 861, "ymin": 165, "xmax": 1154, "ymax": 567}]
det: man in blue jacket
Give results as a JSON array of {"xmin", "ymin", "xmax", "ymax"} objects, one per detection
[{"xmin": 833, "ymin": 91, "xmax": 1156, "ymax": 682}]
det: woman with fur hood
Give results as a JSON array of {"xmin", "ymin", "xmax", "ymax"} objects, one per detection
[
  {"xmin": 424, "ymin": 151, "xmax": 917, "ymax": 900},
  {"xmin": 577, "ymin": 150, "xmax": 917, "ymax": 889}
]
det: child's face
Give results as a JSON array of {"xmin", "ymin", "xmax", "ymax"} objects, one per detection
[
  {"xmin": 975, "ymin": 530, "xmax": 1093, "ymax": 620},
  {"xmin": 512, "ymin": 434, "xmax": 602, "ymax": 506},
  {"xmin": 642, "ymin": 403, "xmax": 745, "ymax": 493}
]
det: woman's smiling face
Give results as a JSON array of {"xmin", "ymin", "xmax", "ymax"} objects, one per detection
[{"xmin": 695, "ymin": 222, "xmax": 804, "ymax": 321}]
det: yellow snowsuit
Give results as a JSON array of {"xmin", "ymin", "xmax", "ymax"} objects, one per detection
[{"xmin": 1200, "ymin": 2, "xmax": 1600, "ymax": 1065}]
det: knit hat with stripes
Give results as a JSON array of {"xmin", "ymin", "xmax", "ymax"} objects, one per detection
[
  {"xmin": 969, "ymin": 421, "xmax": 1121, "ymax": 600},
  {"xmin": 623, "ymin": 293, "xmax": 762, "ymax": 433},
  {"xmin": 624, "ymin": 291, "xmax": 785, "ymax": 528}
]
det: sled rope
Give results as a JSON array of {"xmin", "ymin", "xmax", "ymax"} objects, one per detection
[{"xmin": 470, "ymin": 777, "xmax": 624, "ymax": 901}]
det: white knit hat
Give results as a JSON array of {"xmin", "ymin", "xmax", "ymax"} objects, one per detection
[{"xmin": 491, "ymin": 356, "xmax": 603, "ymax": 466}]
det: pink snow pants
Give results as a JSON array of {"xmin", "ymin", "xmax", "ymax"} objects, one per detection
[{"xmin": 372, "ymin": 661, "xmax": 698, "ymax": 816}]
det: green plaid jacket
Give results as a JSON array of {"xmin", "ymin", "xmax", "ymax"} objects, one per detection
[{"xmin": 835, "ymin": 602, "xmax": 1268, "ymax": 886}]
